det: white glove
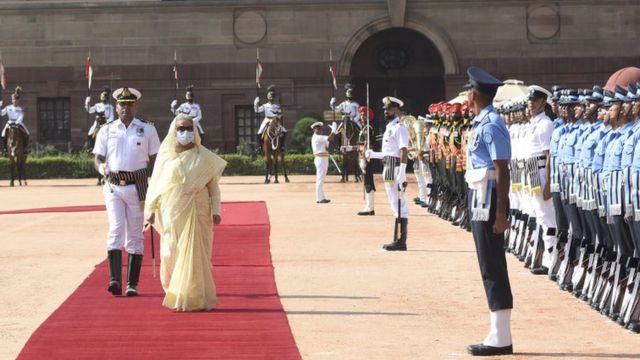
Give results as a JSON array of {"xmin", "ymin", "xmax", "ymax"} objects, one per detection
[
  {"xmin": 98, "ymin": 163, "xmax": 108, "ymax": 176},
  {"xmin": 365, "ymin": 149, "xmax": 383, "ymax": 160},
  {"xmin": 171, "ymin": 99, "xmax": 178, "ymax": 108},
  {"xmin": 329, "ymin": 121, "xmax": 338, "ymax": 134},
  {"xmin": 396, "ymin": 163, "xmax": 407, "ymax": 185},
  {"xmin": 0, "ymin": 100, "xmax": 3, "ymax": 107},
  {"xmin": 85, "ymin": 96, "xmax": 91, "ymax": 106},
  {"xmin": 330, "ymin": 97, "xmax": 336, "ymax": 108},
  {"xmin": 254, "ymin": 97, "xmax": 260, "ymax": 106}
]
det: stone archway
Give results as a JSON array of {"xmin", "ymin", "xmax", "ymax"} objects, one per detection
[
  {"xmin": 346, "ymin": 24, "xmax": 449, "ymax": 123},
  {"xmin": 339, "ymin": 16, "xmax": 459, "ymax": 78}
]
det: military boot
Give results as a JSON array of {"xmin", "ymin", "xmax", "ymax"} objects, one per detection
[
  {"xmin": 384, "ymin": 218, "xmax": 407, "ymax": 251},
  {"xmin": 107, "ymin": 250, "xmax": 122, "ymax": 296},
  {"xmin": 358, "ymin": 191, "xmax": 375, "ymax": 216},
  {"xmin": 126, "ymin": 253, "xmax": 143, "ymax": 297}
]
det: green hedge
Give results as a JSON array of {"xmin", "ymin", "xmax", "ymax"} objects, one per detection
[{"xmin": 0, "ymin": 153, "xmax": 344, "ymax": 179}]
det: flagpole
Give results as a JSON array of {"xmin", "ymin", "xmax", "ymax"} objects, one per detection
[
  {"xmin": 173, "ymin": 50, "xmax": 178, "ymax": 101},
  {"xmin": 86, "ymin": 52, "xmax": 92, "ymax": 137},
  {"xmin": 366, "ymin": 82, "xmax": 370, "ymax": 151},
  {"xmin": 329, "ymin": 49, "xmax": 336, "ymax": 133},
  {"xmin": 255, "ymin": 48, "xmax": 261, "ymax": 152}
]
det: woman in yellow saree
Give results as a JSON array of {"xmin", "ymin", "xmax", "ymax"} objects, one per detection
[{"xmin": 144, "ymin": 114, "xmax": 227, "ymax": 311}]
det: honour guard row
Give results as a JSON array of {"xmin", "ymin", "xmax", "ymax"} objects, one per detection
[
  {"xmin": 417, "ymin": 74, "xmax": 640, "ymax": 355},
  {"xmin": 496, "ymin": 83, "xmax": 640, "ymax": 335}
]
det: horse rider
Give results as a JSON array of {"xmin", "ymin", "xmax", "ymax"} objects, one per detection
[
  {"xmin": 93, "ymin": 87, "xmax": 161, "ymax": 297},
  {"xmin": 366, "ymin": 96, "xmax": 410, "ymax": 251},
  {"xmin": 171, "ymin": 85, "xmax": 205, "ymax": 139},
  {"xmin": 358, "ymin": 106, "xmax": 377, "ymax": 215},
  {"xmin": 330, "ymin": 83, "xmax": 362, "ymax": 129},
  {"xmin": 311, "ymin": 121, "xmax": 337, "ymax": 203},
  {"xmin": 1, "ymin": 86, "xmax": 29, "ymax": 152},
  {"xmin": 255, "ymin": 84, "xmax": 287, "ymax": 147},
  {"xmin": 86, "ymin": 87, "xmax": 115, "ymax": 137}
]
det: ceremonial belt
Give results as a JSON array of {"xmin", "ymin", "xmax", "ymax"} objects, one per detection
[
  {"xmin": 561, "ymin": 163, "xmax": 575, "ymax": 203},
  {"xmin": 314, "ymin": 152, "xmax": 329, "ymax": 158},
  {"xmin": 623, "ymin": 167, "xmax": 633, "ymax": 216},
  {"xmin": 109, "ymin": 168, "xmax": 150, "ymax": 201},
  {"xmin": 632, "ymin": 170, "xmax": 640, "ymax": 220},
  {"xmin": 608, "ymin": 170, "xmax": 623, "ymax": 218},
  {"xmin": 595, "ymin": 172, "xmax": 606, "ymax": 217},
  {"xmin": 550, "ymin": 156, "xmax": 561, "ymax": 193},
  {"xmin": 383, "ymin": 156, "xmax": 400, "ymax": 183},
  {"xmin": 468, "ymin": 169, "xmax": 497, "ymax": 222}
]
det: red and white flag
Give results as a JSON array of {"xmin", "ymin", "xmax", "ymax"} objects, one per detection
[
  {"xmin": 173, "ymin": 50, "xmax": 180, "ymax": 89},
  {"xmin": 256, "ymin": 48, "xmax": 263, "ymax": 88},
  {"xmin": 329, "ymin": 49, "xmax": 337, "ymax": 90},
  {"xmin": 85, "ymin": 56, "xmax": 93, "ymax": 89},
  {"xmin": 329, "ymin": 64, "xmax": 337, "ymax": 90},
  {"xmin": 0, "ymin": 59, "xmax": 6, "ymax": 90}
]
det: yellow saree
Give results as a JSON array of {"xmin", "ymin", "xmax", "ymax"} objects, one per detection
[{"xmin": 145, "ymin": 124, "xmax": 226, "ymax": 311}]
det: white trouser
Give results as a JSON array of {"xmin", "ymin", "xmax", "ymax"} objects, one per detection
[
  {"xmin": 415, "ymin": 161, "xmax": 428, "ymax": 202},
  {"xmin": 87, "ymin": 121, "xmax": 97, "ymax": 136},
  {"xmin": 103, "ymin": 184, "xmax": 144, "ymax": 254},
  {"xmin": 424, "ymin": 166, "xmax": 432, "ymax": 196},
  {"xmin": 385, "ymin": 179, "xmax": 409, "ymax": 219},
  {"xmin": 2, "ymin": 122, "xmax": 30, "ymax": 136},
  {"xmin": 530, "ymin": 170, "xmax": 558, "ymax": 268},
  {"xmin": 483, "ymin": 309, "xmax": 512, "ymax": 347},
  {"xmin": 361, "ymin": 191, "xmax": 375, "ymax": 212},
  {"xmin": 194, "ymin": 119, "xmax": 205, "ymax": 135},
  {"xmin": 314, "ymin": 157, "xmax": 329, "ymax": 201},
  {"xmin": 257, "ymin": 119, "xmax": 287, "ymax": 135}
]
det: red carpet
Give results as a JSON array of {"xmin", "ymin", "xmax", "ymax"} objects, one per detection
[
  {"xmin": 0, "ymin": 205, "xmax": 106, "ymax": 215},
  {"xmin": 18, "ymin": 201, "xmax": 302, "ymax": 360}
]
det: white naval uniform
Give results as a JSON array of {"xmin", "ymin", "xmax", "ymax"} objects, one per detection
[
  {"xmin": 523, "ymin": 112, "xmax": 556, "ymax": 269},
  {"xmin": 312, "ymin": 133, "xmax": 330, "ymax": 202},
  {"xmin": 1, "ymin": 105, "xmax": 29, "ymax": 136},
  {"xmin": 256, "ymin": 102, "xmax": 286, "ymax": 134},
  {"xmin": 93, "ymin": 118, "xmax": 161, "ymax": 255},
  {"xmin": 335, "ymin": 100, "xmax": 362, "ymax": 128},
  {"xmin": 171, "ymin": 101, "xmax": 204, "ymax": 134},
  {"xmin": 86, "ymin": 102, "xmax": 115, "ymax": 135},
  {"xmin": 414, "ymin": 136, "xmax": 431, "ymax": 203},
  {"xmin": 377, "ymin": 117, "xmax": 410, "ymax": 218}
]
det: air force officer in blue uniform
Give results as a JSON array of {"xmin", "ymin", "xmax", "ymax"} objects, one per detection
[{"xmin": 464, "ymin": 67, "xmax": 514, "ymax": 356}]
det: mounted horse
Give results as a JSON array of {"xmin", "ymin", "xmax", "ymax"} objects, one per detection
[
  {"xmin": 335, "ymin": 115, "xmax": 362, "ymax": 183},
  {"xmin": 6, "ymin": 124, "xmax": 28, "ymax": 186},
  {"xmin": 87, "ymin": 112, "xmax": 108, "ymax": 185},
  {"xmin": 261, "ymin": 116, "xmax": 289, "ymax": 184}
]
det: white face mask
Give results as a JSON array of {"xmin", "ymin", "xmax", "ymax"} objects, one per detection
[{"xmin": 176, "ymin": 130, "xmax": 195, "ymax": 146}]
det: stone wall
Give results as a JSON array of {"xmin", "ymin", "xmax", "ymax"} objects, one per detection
[{"xmin": 0, "ymin": 0, "xmax": 637, "ymax": 150}]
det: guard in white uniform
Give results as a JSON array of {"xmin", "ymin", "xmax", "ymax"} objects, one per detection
[
  {"xmin": 93, "ymin": 87, "xmax": 161, "ymax": 297},
  {"xmin": 85, "ymin": 87, "xmax": 115, "ymax": 136},
  {"xmin": 255, "ymin": 85, "xmax": 287, "ymax": 143},
  {"xmin": 523, "ymin": 86, "xmax": 557, "ymax": 274},
  {"xmin": 1, "ymin": 86, "xmax": 29, "ymax": 150},
  {"xmin": 171, "ymin": 85, "xmax": 205, "ymax": 137},
  {"xmin": 311, "ymin": 121, "xmax": 337, "ymax": 203},
  {"xmin": 366, "ymin": 96, "xmax": 410, "ymax": 251},
  {"xmin": 330, "ymin": 83, "xmax": 362, "ymax": 129}
]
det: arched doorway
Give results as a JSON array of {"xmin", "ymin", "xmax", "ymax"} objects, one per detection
[{"xmin": 349, "ymin": 28, "xmax": 445, "ymax": 127}]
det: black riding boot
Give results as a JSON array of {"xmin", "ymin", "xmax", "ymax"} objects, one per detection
[
  {"xmin": 384, "ymin": 218, "xmax": 408, "ymax": 251},
  {"xmin": 126, "ymin": 253, "xmax": 143, "ymax": 297},
  {"xmin": 107, "ymin": 250, "xmax": 122, "ymax": 296}
]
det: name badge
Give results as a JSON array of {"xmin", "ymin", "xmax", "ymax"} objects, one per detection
[{"xmin": 136, "ymin": 127, "xmax": 144, "ymax": 137}]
